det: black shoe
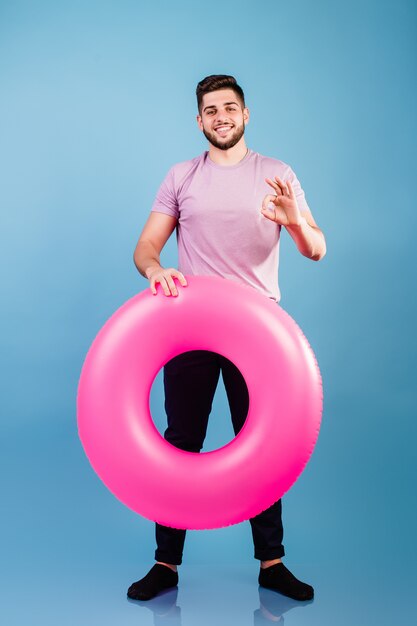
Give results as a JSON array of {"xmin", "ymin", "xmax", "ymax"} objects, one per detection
[
  {"xmin": 258, "ymin": 563, "xmax": 314, "ymax": 601},
  {"xmin": 127, "ymin": 564, "xmax": 179, "ymax": 601}
]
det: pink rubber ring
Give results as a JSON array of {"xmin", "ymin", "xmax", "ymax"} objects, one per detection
[{"xmin": 77, "ymin": 275, "xmax": 322, "ymax": 530}]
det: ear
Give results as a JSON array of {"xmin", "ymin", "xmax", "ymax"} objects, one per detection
[
  {"xmin": 243, "ymin": 107, "xmax": 250, "ymax": 125},
  {"xmin": 196, "ymin": 114, "xmax": 203, "ymax": 131}
]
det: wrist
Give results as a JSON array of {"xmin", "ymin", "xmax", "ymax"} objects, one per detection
[
  {"xmin": 145, "ymin": 264, "xmax": 161, "ymax": 280},
  {"xmin": 287, "ymin": 216, "xmax": 307, "ymax": 230}
]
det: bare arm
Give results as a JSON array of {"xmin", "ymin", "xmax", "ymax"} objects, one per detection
[
  {"xmin": 133, "ymin": 212, "xmax": 187, "ymax": 296},
  {"xmin": 285, "ymin": 209, "xmax": 326, "ymax": 261},
  {"xmin": 261, "ymin": 176, "xmax": 326, "ymax": 261}
]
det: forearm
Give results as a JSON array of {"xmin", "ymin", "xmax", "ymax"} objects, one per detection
[
  {"xmin": 286, "ymin": 217, "xmax": 326, "ymax": 261},
  {"xmin": 133, "ymin": 240, "xmax": 163, "ymax": 278}
]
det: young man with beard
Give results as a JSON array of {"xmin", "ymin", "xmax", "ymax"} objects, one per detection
[{"xmin": 128, "ymin": 75, "xmax": 326, "ymax": 602}]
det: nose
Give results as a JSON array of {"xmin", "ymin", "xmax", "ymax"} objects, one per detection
[{"xmin": 215, "ymin": 111, "xmax": 230, "ymax": 125}]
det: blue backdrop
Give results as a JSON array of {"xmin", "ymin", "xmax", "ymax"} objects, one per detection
[{"xmin": 1, "ymin": 1, "xmax": 416, "ymax": 624}]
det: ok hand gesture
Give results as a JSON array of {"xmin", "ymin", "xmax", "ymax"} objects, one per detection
[{"xmin": 261, "ymin": 176, "xmax": 303, "ymax": 227}]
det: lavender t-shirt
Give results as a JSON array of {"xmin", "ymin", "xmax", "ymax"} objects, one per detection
[{"xmin": 151, "ymin": 149, "xmax": 310, "ymax": 302}]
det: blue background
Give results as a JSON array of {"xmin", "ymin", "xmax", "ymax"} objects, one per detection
[{"xmin": 1, "ymin": 1, "xmax": 416, "ymax": 624}]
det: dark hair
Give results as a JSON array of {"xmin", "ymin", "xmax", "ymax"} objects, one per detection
[{"xmin": 196, "ymin": 75, "xmax": 245, "ymax": 114}]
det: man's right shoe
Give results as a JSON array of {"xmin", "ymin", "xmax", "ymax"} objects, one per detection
[{"xmin": 127, "ymin": 564, "xmax": 179, "ymax": 601}]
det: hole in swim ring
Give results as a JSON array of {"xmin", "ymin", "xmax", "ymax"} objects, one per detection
[{"xmin": 149, "ymin": 350, "xmax": 249, "ymax": 453}]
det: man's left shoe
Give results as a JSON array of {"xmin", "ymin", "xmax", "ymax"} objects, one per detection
[{"xmin": 258, "ymin": 563, "xmax": 314, "ymax": 601}]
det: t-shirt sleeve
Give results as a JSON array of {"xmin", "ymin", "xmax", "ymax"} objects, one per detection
[
  {"xmin": 151, "ymin": 167, "xmax": 179, "ymax": 218},
  {"xmin": 285, "ymin": 166, "xmax": 311, "ymax": 214}
]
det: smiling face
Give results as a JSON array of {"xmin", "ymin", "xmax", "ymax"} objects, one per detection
[{"xmin": 197, "ymin": 89, "xmax": 249, "ymax": 151}]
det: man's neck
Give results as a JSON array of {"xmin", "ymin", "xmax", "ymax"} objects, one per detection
[{"xmin": 207, "ymin": 139, "xmax": 249, "ymax": 166}]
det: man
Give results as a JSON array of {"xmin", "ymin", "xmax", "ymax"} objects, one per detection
[{"xmin": 128, "ymin": 75, "xmax": 326, "ymax": 602}]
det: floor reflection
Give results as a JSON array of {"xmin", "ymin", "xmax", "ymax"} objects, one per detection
[
  {"xmin": 127, "ymin": 588, "xmax": 181, "ymax": 625},
  {"xmin": 255, "ymin": 587, "xmax": 313, "ymax": 624}
]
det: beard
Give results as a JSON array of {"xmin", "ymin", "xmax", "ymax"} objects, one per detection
[{"xmin": 202, "ymin": 121, "xmax": 245, "ymax": 151}]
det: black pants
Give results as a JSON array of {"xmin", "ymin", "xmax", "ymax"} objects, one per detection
[{"xmin": 155, "ymin": 350, "xmax": 285, "ymax": 565}]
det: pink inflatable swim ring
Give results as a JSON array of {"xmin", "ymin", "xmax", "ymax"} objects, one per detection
[{"xmin": 77, "ymin": 275, "xmax": 323, "ymax": 530}]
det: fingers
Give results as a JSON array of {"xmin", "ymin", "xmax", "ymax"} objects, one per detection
[
  {"xmin": 265, "ymin": 177, "xmax": 281, "ymax": 194},
  {"xmin": 286, "ymin": 179, "xmax": 296, "ymax": 200},
  {"xmin": 274, "ymin": 176, "xmax": 290, "ymax": 196},
  {"xmin": 261, "ymin": 177, "xmax": 298, "ymax": 226},
  {"xmin": 149, "ymin": 268, "xmax": 187, "ymax": 297},
  {"xmin": 262, "ymin": 193, "xmax": 278, "ymax": 212},
  {"xmin": 261, "ymin": 190, "xmax": 278, "ymax": 221},
  {"xmin": 174, "ymin": 270, "xmax": 188, "ymax": 288},
  {"xmin": 261, "ymin": 206, "xmax": 277, "ymax": 222},
  {"xmin": 165, "ymin": 274, "xmax": 179, "ymax": 297},
  {"xmin": 265, "ymin": 176, "xmax": 290, "ymax": 197},
  {"xmin": 151, "ymin": 274, "xmax": 173, "ymax": 297}
]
